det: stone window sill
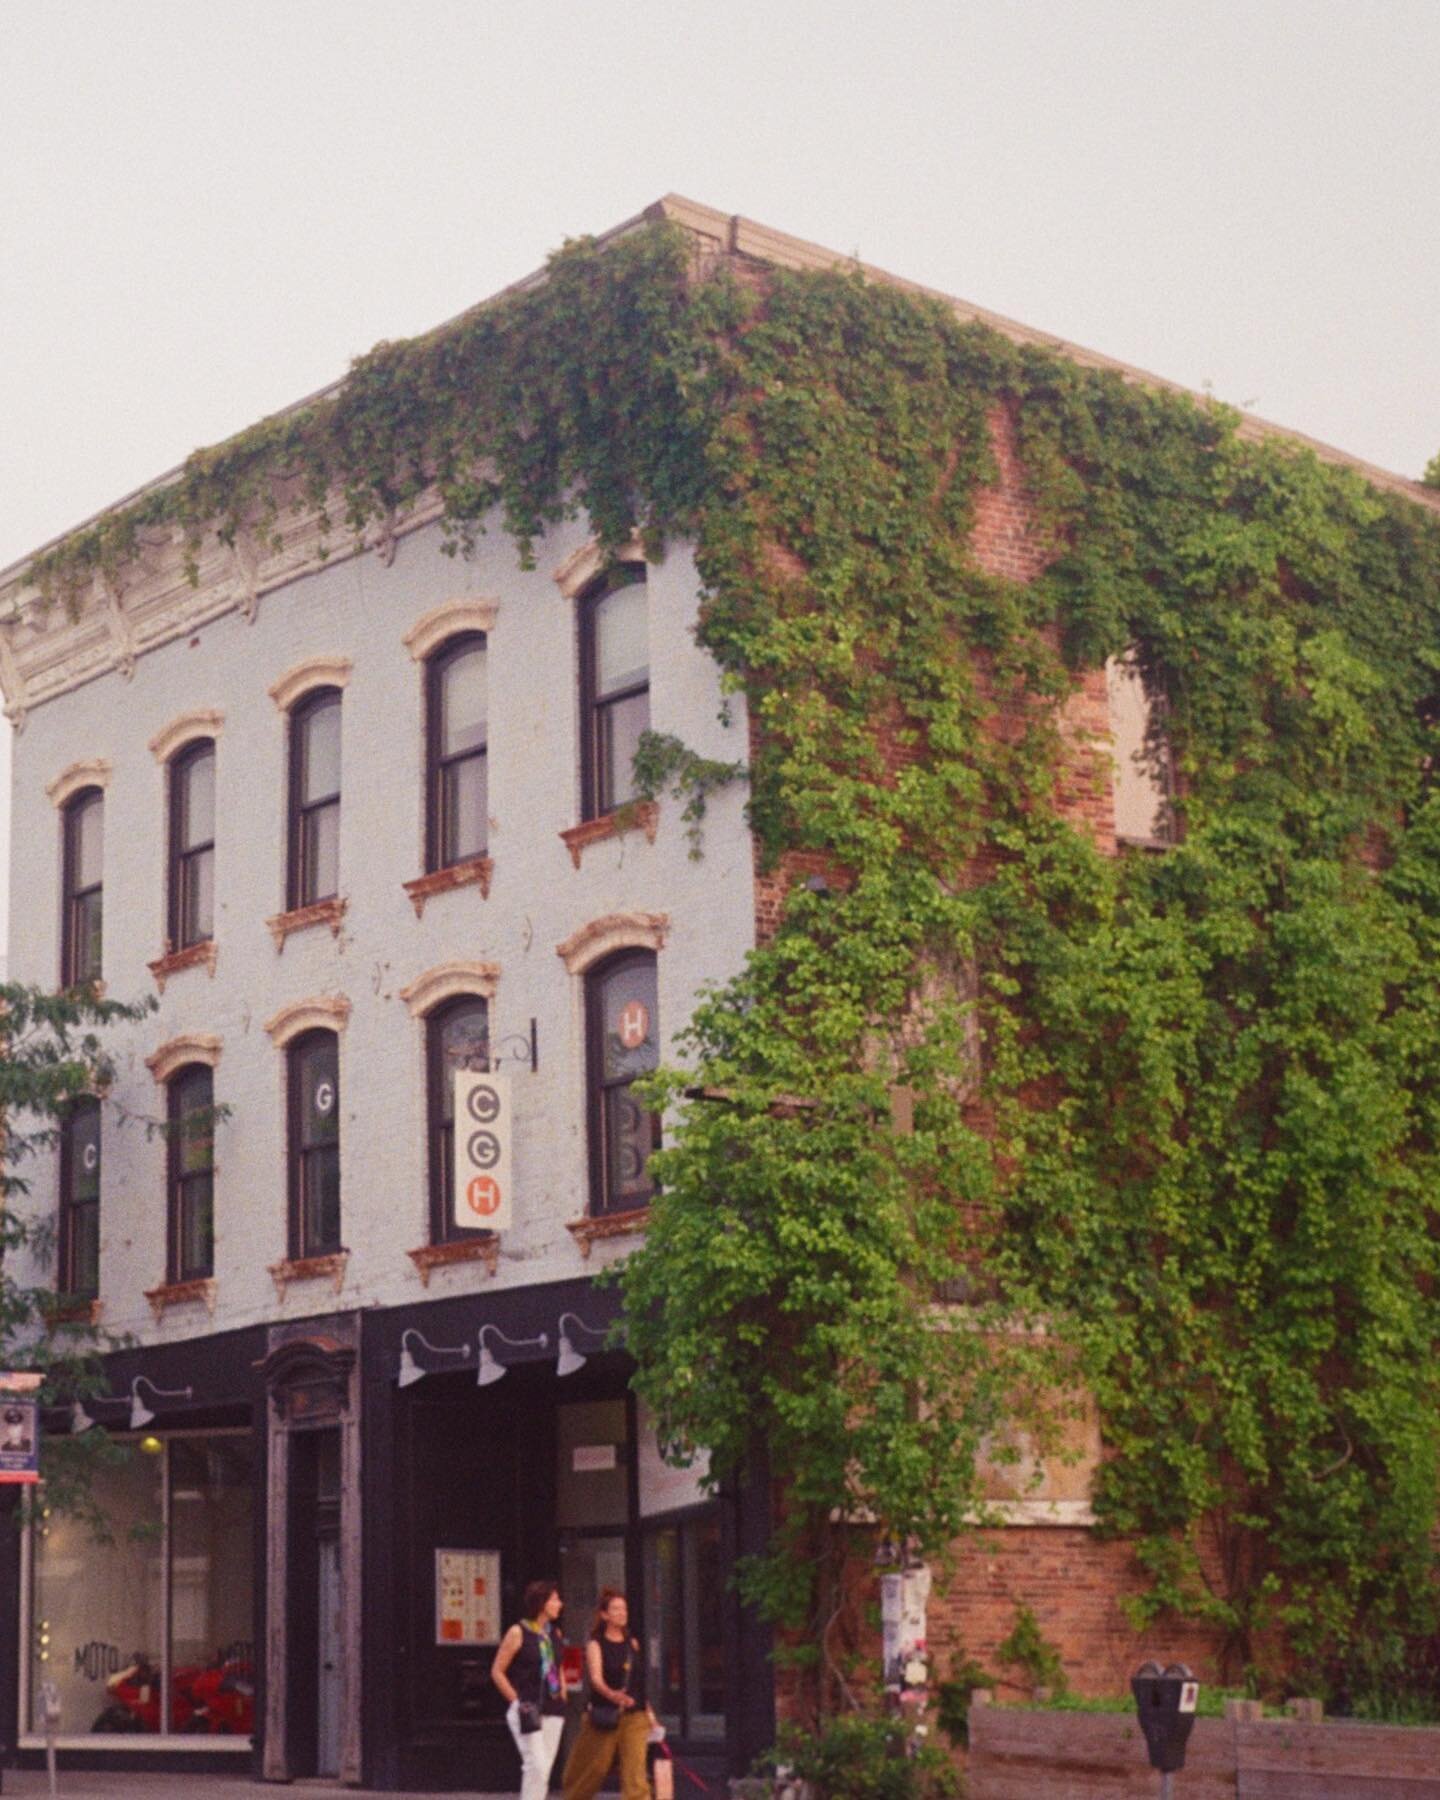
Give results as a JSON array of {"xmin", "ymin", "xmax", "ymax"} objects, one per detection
[
  {"xmin": 266, "ymin": 896, "xmax": 347, "ymax": 950},
  {"xmin": 559, "ymin": 802, "xmax": 658, "ymax": 869},
  {"xmin": 44, "ymin": 1298, "xmax": 104, "ymax": 1330},
  {"xmin": 402, "ymin": 855, "xmax": 494, "ymax": 918},
  {"xmin": 407, "ymin": 1237, "xmax": 499, "ymax": 1286},
  {"xmin": 566, "ymin": 1207, "xmax": 651, "ymax": 1259},
  {"xmin": 268, "ymin": 1249, "xmax": 349, "ymax": 1300},
  {"xmin": 143, "ymin": 1277, "xmax": 218, "ymax": 1323},
  {"xmin": 147, "ymin": 940, "xmax": 218, "ymax": 993}
]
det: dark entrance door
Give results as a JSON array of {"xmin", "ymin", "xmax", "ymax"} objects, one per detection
[{"xmin": 285, "ymin": 1426, "xmax": 342, "ymax": 1778}]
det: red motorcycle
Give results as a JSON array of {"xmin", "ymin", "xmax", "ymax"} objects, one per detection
[{"xmin": 91, "ymin": 1653, "xmax": 254, "ymax": 1735}]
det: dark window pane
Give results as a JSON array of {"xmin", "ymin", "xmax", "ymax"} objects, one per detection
[
  {"xmin": 299, "ymin": 1040, "xmax": 339, "ymax": 1149},
  {"xmin": 302, "ymin": 1145, "xmax": 341, "ymax": 1251},
  {"xmin": 441, "ymin": 645, "xmax": 487, "ymax": 757},
  {"xmin": 179, "ymin": 747, "xmax": 216, "ymax": 850},
  {"xmin": 437, "ymin": 1001, "xmax": 490, "ymax": 1125},
  {"xmin": 178, "ymin": 1175, "xmax": 214, "ymax": 1280},
  {"xmin": 692, "ymin": 1518, "xmax": 726, "ymax": 1729},
  {"xmin": 180, "ymin": 846, "xmax": 214, "ymax": 945},
  {"xmin": 600, "ymin": 960, "xmax": 659, "ymax": 1083},
  {"xmin": 71, "ymin": 1203, "xmax": 99, "ymax": 1297},
  {"xmin": 442, "ymin": 754, "xmax": 487, "ymax": 864},
  {"xmin": 594, "ymin": 581, "xmax": 648, "ymax": 698},
  {"xmin": 73, "ymin": 890, "xmax": 103, "ymax": 983},
  {"xmin": 604, "ymin": 1086, "xmax": 660, "ymax": 1209},
  {"xmin": 300, "ymin": 697, "xmax": 341, "ymax": 803},
  {"xmin": 302, "ymin": 800, "xmax": 339, "ymax": 902},
  {"xmin": 598, "ymin": 690, "xmax": 649, "ymax": 812},
  {"xmin": 175, "ymin": 1069, "xmax": 214, "ymax": 1174},
  {"xmin": 73, "ymin": 794, "xmax": 103, "ymax": 889}
]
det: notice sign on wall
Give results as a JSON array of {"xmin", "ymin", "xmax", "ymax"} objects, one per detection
[
  {"xmin": 435, "ymin": 1548, "xmax": 501, "ymax": 1646},
  {"xmin": 454, "ymin": 1070, "xmax": 512, "ymax": 1232}
]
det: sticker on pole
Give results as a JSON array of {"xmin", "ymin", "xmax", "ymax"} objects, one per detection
[
  {"xmin": 1179, "ymin": 1682, "xmax": 1199, "ymax": 1714},
  {"xmin": 455, "ymin": 1071, "xmax": 511, "ymax": 1232}
]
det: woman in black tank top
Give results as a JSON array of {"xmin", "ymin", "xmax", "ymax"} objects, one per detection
[
  {"xmin": 561, "ymin": 1588, "xmax": 654, "ymax": 1800},
  {"xmin": 493, "ymin": 1579, "xmax": 568, "ymax": 1800}
]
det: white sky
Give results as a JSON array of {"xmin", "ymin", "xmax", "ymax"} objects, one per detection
[{"xmin": 3, "ymin": 0, "xmax": 1439, "ymax": 951}]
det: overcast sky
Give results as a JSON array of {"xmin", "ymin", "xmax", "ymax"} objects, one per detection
[{"xmin": 3, "ymin": 0, "xmax": 1439, "ymax": 949}]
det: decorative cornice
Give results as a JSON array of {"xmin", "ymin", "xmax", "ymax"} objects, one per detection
[
  {"xmin": 402, "ymin": 597, "xmax": 498, "ymax": 661},
  {"xmin": 266, "ymin": 895, "xmax": 347, "ymax": 949},
  {"xmin": 46, "ymin": 758, "xmax": 111, "ymax": 807},
  {"xmin": 407, "ymin": 1237, "xmax": 499, "ymax": 1285},
  {"xmin": 263, "ymin": 994, "xmax": 352, "ymax": 1046},
  {"xmin": 556, "ymin": 911, "xmax": 668, "ymax": 976},
  {"xmin": 268, "ymin": 1250, "xmax": 350, "ymax": 1302},
  {"xmin": 398, "ymin": 961, "xmax": 500, "ymax": 1018},
  {"xmin": 147, "ymin": 939, "xmax": 218, "ymax": 993},
  {"xmin": 558, "ymin": 802, "xmax": 658, "ymax": 868},
  {"xmin": 144, "ymin": 1277, "xmax": 218, "ymax": 1323},
  {"xmin": 149, "ymin": 708, "xmax": 224, "ymax": 763},
  {"xmin": 145, "ymin": 1032, "xmax": 222, "ymax": 1085},
  {"xmin": 267, "ymin": 655, "xmax": 352, "ymax": 713},
  {"xmin": 402, "ymin": 855, "xmax": 493, "ymax": 917},
  {"xmin": 552, "ymin": 531, "xmax": 646, "ymax": 601},
  {"xmin": 566, "ymin": 1207, "xmax": 650, "ymax": 1259}
]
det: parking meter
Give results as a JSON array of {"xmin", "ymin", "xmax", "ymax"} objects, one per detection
[{"xmin": 1131, "ymin": 1661, "xmax": 1199, "ymax": 1790}]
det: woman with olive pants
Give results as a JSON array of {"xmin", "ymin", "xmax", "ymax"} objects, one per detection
[{"xmin": 562, "ymin": 1590, "xmax": 652, "ymax": 1800}]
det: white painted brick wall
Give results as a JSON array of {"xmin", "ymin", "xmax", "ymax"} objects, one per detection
[{"xmin": 6, "ymin": 515, "xmax": 754, "ymax": 1341}]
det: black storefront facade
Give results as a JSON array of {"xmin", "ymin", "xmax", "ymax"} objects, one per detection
[{"xmin": 2, "ymin": 1275, "xmax": 774, "ymax": 1790}]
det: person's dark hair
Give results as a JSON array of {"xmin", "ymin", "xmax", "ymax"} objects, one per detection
[
  {"xmin": 523, "ymin": 1579, "xmax": 558, "ymax": 1620},
  {"xmin": 590, "ymin": 1586, "xmax": 627, "ymax": 1640}
]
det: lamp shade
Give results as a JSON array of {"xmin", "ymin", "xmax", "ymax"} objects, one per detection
[
  {"xmin": 556, "ymin": 1331, "xmax": 587, "ymax": 1378},
  {"xmin": 476, "ymin": 1343, "xmax": 507, "ymax": 1387},
  {"xmin": 70, "ymin": 1400, "xmax": 96, "ymax": 1434},
  {"xmin": 397, "ymin": 1343, "xmax": 426, "ymax": 1388},
  {"xmin": 130, "ymin": 1395, "xmax": 155, "ymax": 1430}
]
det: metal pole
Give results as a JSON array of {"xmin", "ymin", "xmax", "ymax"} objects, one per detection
[{"xmin": 1160, "ymin": 1772, "xmax": 1173, "ymax": 1800}]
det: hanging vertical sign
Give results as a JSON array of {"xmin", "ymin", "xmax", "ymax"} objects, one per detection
[{"xmin": 454, "ymin": 1070, "xmax": 512, "ymax": 1232}]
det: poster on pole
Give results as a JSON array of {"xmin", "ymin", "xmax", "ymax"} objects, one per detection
[
  {"xmin": 454, "ymin": 1070, "xmax": 512, "ymax": 1232},
  {"xmin": 435, "ymin": 1548, "xmax": 501, "ymax": 1645},
  {"xmin": 0, "ymin": 1397, "xmax": 40, "ymax": 1484}
]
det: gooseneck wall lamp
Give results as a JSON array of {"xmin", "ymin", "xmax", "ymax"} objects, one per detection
[
  {"xmin": 129, "ymin": 1377, "xmax": 193, "ymax": 1429},
  {"xmin": 555, "ymin": 1313, "xmax": 610, "ymax": 1378},
  {"xmin": 397, "ymin": 1328, "xmax": 470, "ymax": 1389},
  {"xmin": 476, "ymin": 1325, "xmax": 548, "ymax": 1387}
]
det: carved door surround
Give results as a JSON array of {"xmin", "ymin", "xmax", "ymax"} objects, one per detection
[{"xmin": 260, "ymin": 1322, "xmax": 362, "ymax": 1785}]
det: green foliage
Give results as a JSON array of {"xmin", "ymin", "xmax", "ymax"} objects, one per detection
[
  {"xmin": 26, "ymin": 222, "xmax": 1440, "ymax": 1701},
  {"xmin": 0, "ymin": 982, "xmax": 156, "ymax": 1517},
  {"xmin": 768, "ymin": 1716, "xmax": 960, "ymax": 1800},
  {"xmin": 933, "ymin": 1655, "xmax": 997, "ymax": 1748},
  {"xmin": 629, "ymin": 729, "xmax": 746, "ymax": 857},
  {"xmin": 994, "ymin": 1606, "xmax": 1068, "ymax": 1699},
  {"xmin": 1424, "ymin": 450, "xmax": 1440, "ymax": 490}
]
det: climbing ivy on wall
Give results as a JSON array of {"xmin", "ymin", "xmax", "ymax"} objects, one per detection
[{"xmin": 26, "ymin": 223, "xmax": 1440, "ymax": 1702}]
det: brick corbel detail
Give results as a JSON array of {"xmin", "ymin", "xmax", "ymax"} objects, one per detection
[
  {"xmin": 46, "ymin": 758, "xmax": 111, "ymax": 807},
  {"xmin": 147, "ymin": 939, "xmax": 218, "ymax": 993},
  {"xmin": 145, "ymin": 1030, "xmax": 222, "ymax": 1085},
  {"xmin": 402, "ymin": 597, "xmax": 499, "ymax": 660},
  {"xmin": 556, "ymin": 911, "xmax": 669, "ymax": 977},
  {"xmin": 263, "ymin": 994, "xmax": 352, "ymax": 1046},
  {"xmin": 402, "ymin": 855, "xmax": 493, "ymax": 917},
  {"xmin": 268, "ymin": 1250, "xmax": 350, "ymax": 1301},
  {"xmin": 148, "ymin": 708, "xmax": 224, "ymax": 763},
  {"xmin": 559, "ymin": 802, "xmax": 659, "ymax": 868},
  {"xmin": 266, "ymin": 895, "xmax": 347, "ymax": 949},
  {"xmin": 566, "ymin": 1207, "xmax": 650, "ymax": 1259},
  {"xmin": 406, "ymin": 1238, "xmax": 500, "ymax": 1285}
]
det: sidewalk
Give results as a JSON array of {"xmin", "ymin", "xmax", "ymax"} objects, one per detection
[{"xmin": 3, "ymin": 1776, "xmax": 510, "ymax": 1798}]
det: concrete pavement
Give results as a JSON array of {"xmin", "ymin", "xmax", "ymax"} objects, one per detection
[{"xmin": 4, "ymin": 1776, "xmax": 511, "ymax": 1798}]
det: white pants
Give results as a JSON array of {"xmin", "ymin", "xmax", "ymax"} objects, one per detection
[{"xmin": 506, "ymin": 1701, "xmax": 564, "ymax": 1800}]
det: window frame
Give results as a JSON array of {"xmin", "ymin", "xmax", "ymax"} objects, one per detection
[
  {"xmin": 286, "ymin": 688, "xmax": 342, "ymax": 911},
  {"xmin": 60, "ymin": 787, "xmax": 104, "ymax": 987},
  {"xmin": 166, "ymin": 738, "xmax": 217, "ymax": 950},
  {"xmin": 424, "ymin": 632, "xmax": 489, "ymax": 873},
  {"xmin": 58, "ymin": 1095, "xmax": 101, "ymax": 1300},
  {"xmin": 578, "ymin": 566, "xmax": 649, "ymax": 822},
  {"xmin": 166, "ymin": 1063, "xmax": 215, "ymax": 1283},
  {"xmin": 286, "ymin": 1029, "xmax": 342, "ymax": 1259},
  {"xmin": 584, "ymin": 949, "xmax": 661, "ymax": 1218},
  {"xmin": 425, "ymin": 993, "xmax": 492, "ymax": 1244}
]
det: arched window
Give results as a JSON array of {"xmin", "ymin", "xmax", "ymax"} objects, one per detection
[
  {"xmin": 61, "ymin": 788, "xmax": 104, "ymax": 985},
  {"xmin": 579, "ymin": 567, "xmax": 649, "ymax": 819},
  {"xmin": 426, "ymin": 995, "xmax": 491, "ymax": 1242},
  {"xmin": 168, "ymin": 739, "xmax": 216, "ymax": 948},
  {"xmin": 288, "ymin": 1031, "xmax": 341, "ymax": 1257},
  {"xmin": 425, "ymin": 634, "xmax": 488, "ymax": 871},
  {"xmin": 288, "ymin": 689, "xmax": 341, "ymax": 908},
  {"xmin": 58, "ymin": 1097, "xmax": 101, "ymax": 1298},
  {"xmin": 168, "ymin": 1065, "xmax": 215, "ymax": 1282},
  {"xmin": 586, "ymin": 951, "xmax": 660, "ymax": 1216}
]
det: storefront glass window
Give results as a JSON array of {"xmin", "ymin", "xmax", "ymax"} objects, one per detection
[
  {"xmin": 642, "ymin": 1511, "xmax": 725, "ymax": 1742},
  {"xmin": 26, "ymin": 1432, "xmax": 254, "ymax": 1740}
]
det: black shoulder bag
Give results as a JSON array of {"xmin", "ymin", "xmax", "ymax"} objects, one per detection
[{"xmin": 588, "ymin": 1644, "xmax": 631, "ymax": 1732}]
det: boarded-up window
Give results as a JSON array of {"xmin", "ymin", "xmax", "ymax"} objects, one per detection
[{"xmin": 1106, "ymin": 652, "xmax": 1174, "ymax": 845}]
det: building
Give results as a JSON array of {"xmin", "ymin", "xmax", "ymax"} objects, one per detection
[{"xmin": 1, "ymin": 197, "xmax": 1435, "ymax": 1787}]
